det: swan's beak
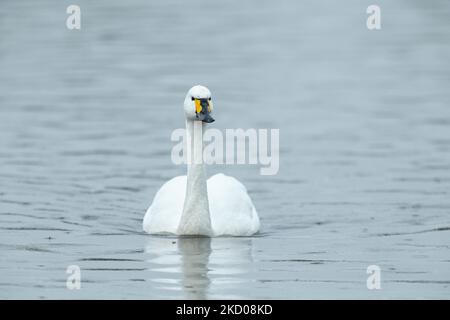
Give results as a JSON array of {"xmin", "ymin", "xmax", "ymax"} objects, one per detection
[{"xmin": 195, "ymin": 99, "xmax": 215, "ymax": 123}]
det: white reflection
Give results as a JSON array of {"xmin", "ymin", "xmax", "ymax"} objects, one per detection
[{"xmin": 145, "ymin": 237, "xmax": 254, "ymax": 299}]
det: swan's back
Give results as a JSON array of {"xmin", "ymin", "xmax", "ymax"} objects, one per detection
[
  {"xmin": 208, "ymin": 174, "xmax": 260, "ymax": 236},
  {"xmin": 143, "ymin": 174, "xmax": 260, "ymax": 236},
  {"xmin": 143, "ymin": 176, "xmax": 186, "ymax": 234}
]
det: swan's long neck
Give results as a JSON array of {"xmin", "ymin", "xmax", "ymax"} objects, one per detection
[{"xmin": 177, "ymin": 120, "xmax": 213, "ymax": 236}]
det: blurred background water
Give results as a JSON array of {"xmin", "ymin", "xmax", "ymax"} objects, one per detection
[{"xmin": 0, "ymin": 0, "xmax": 449, "ymax": 299}]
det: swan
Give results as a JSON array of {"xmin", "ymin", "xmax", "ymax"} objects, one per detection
[{"xmin": 143, "ymin": 85, "xmax": 260, "ymax": 236}]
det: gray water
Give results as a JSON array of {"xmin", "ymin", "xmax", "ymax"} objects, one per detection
[{"xmin": 1, "ymin": 0, "xmax": 449, "ymax": 299}]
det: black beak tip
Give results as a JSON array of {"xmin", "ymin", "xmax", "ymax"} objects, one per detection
[{"xmin": 202, "ymin": 116, "xmax": 215, "ymax": 123}]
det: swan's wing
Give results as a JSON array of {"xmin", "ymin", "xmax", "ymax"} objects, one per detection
[
  {"xmin": 143, "ymin": 175, "xmax": 186, "ymax": 234},
  {"xmin": 207, "ymin": 173, "xmax": 260, "ymax": 236}
]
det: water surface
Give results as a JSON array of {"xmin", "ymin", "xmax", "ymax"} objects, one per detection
[{"xmin": 0, "ymin": 0, "xmax": 449, "ymax": 299}]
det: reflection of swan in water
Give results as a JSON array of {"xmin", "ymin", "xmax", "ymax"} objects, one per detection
[
  {"xmin": 178, "ymin": 237, "xmax": 211, "ymax": 299},
  {"xmin": 145, "ymin": 237, "xmax": 255, "ymax": 299}
]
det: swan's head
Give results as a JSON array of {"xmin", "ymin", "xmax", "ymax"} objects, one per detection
[{"xmin": 184, "ymin": 85, "xmax": 214, "ymax": 123}]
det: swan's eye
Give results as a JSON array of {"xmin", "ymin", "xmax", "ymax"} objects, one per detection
[
  {"xmin": 208, "ymin": 97, "xmax": 211, "ymax": 101},
  {"xmin": 191, "ymin": 97, "xmax": 195, "ymax": 101}
]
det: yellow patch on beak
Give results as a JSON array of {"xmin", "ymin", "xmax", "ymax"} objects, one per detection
[{"xmin": 194, "ymin": 99, "xmax": 202, "ymax": 114}]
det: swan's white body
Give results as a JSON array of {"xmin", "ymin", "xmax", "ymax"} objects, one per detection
[
  {"xmin": 143, "ymin": 85, "xmax": 260, "ymax": 237},
  {"xmin": 143, "ymin": 174, "xmax": 259, "ymax": 236}
]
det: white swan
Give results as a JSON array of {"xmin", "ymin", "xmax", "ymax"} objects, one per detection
[{"xmin": 143, "ymin": 85, "xmax": 260, "ymax": 236}]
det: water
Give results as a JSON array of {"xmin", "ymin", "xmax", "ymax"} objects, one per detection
[{"xmin": 0, "ymin": 0, "xmax": 449, "ymax": 299}]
